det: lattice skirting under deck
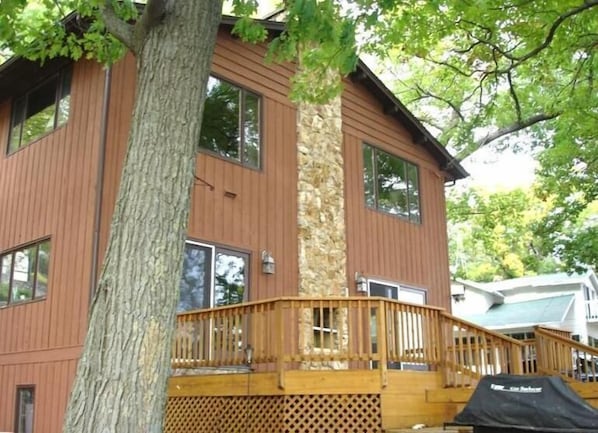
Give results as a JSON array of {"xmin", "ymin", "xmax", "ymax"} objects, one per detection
[{"xmin": 165, "ymin": 394, "xmax": 382, "ymax": 433}]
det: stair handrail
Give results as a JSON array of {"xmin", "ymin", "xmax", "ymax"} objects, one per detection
[
  {"xmin": 534, "ymin": 326, "xmax": 598, "ymax": 382},
  {"xmin": 439, "ymin": 312, "xmax": 524, "ymax": 386}
]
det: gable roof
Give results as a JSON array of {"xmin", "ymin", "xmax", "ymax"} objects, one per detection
[
  {"xmin": 0, "ymin": 14, "xmax": 467, "ymax": 181},
  {"xmin": 462, "ymin": 294, "xmax": 575, "ymax": 328},
  {"xmin": 482, "ymin": 271, "xmax": 598, "ymax": 293},
  {"xmin": 453, "ymin": 278, "xmax": 505, "ymax": 299}
]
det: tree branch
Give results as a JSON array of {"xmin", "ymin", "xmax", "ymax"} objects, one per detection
[
  {"xmin": 422, "ymin": 56, "xmax": 476, "ymax": 77},
  {"xmin": 100, "ymin": 1, "xmax": 135, "ymax": 52},
  {"xmin": 411, "ymin": 84, "xmax": 466, "ymax": 121},
  {"xmin": 133, "ymin": 0, "xmax": 167, "ymax": 50},
  {"xmin": 476, "ymin": 112, "xmax": 561, "ymax": 148},
  {"xmin": 512, "ymin": 0, "xmax": 598, "ymax": 63},
  {"xmin": 451, "ymin": 2, "xmax": 598, "ymax": 78},
  {"xmin": 507, "ymin": 70, "xmax": 522, "ymax": 122}
]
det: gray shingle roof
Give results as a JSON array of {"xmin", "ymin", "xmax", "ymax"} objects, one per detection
[{"xmin": 462, "ymin": 294, "xmax": 575, "ymax": 328}]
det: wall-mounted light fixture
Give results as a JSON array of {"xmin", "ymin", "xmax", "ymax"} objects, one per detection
[
  {"xmin": 245, "ymin": 344, "xmax": 254, "ymax": 366},
  {"xmin": 355, "ymin": 272, "xmax": 368, "ymax": 293},
  {"xmin": 261, "ymin": 250, "xmax": 275, "ymax": 275},
  {"xmin": 450, "ymin": 284, "xmax": 466, "ymax": 302}
]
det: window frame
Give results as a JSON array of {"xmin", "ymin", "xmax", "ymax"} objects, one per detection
[
  {"xmin": 0, "ymin": 238, "xmax": 51, "ymax": 308},
  {"xmin": 312, "ymin": 306, "xmax": 340, "ymax": 349},
  {"xmin": 178, "ymin": 240, "xmax": 250, "ymax": 312},
  {"xmin": 362, "ymin": 142, "xmax": 422, "ymax": 223},
  {"xmin": 14, "ymin": 385, "xmax": 35, "ymax": 433},
  {"xmin": 367, "ymin": 278, "xmax": 427, "ymax": 304},
  {"xmin": 7, "ymin": 66, "xmax": 72, "ymax": 155},
  {"xmin": 198, "ymin": 74, "xmax": 263, "ymax": 170}
]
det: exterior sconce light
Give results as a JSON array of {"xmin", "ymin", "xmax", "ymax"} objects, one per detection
[
  {"xmin": 355, "ymin": 272, "xmax": 368, "ymax": 293},
  {"xmin": 245, "ymin": 344, "xmax": 254, "ymax": 366},
  {"xmin": 261, "ymin": 250, "xmax": 275, "ymax": 275},
  {"xmin": 451, "ymin": 284, "xmax": 466, "ymax": 302}
]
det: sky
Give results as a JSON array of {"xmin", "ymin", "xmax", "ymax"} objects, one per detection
[{"xmin": 460, "ymin": 147, "xmax": 538, "ymax": 190}]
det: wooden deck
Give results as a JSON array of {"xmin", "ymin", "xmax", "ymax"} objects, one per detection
[
  {"xmin": 167, "ymin": 369, "xmax": 455, "ymax": 432},
  {"xmin": 165, "ymin": 298, "xmax": 598, "ymax": 432}
]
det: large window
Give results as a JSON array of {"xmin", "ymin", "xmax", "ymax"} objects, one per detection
[
  {"xmin": 178, "ymin": 242, "xmax": 248, "ymax": 312},
  {"xmin": 0, "ymin": 240, "xmax": 50, "ymax": 307},
  {"xmin": 363, "ymin": 143, "xmax": 421, "ymax": 223},
  {"xmin": 8, "ymin": 67, "xmax": 72, "ymax": 154},
  {"xmin": 199, "ymin": 76, "xmax": 261, "ymax": 168},
  {"xmin": 15, "ymin": 386, "xmax": 34, "ymax": 433}
]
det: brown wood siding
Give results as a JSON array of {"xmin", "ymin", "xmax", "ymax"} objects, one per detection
[
  {"xmin": 0, "ymin": 60, "xmax": 105, "ymax": 353},
  {"xmin": 99, "ymin": 30, "xmax": 299, "ymax": 303},
  {"xmin": 0, "ymin": 357, "xmax": 78, "ymax": 433},
  {"xmin": 342, "ymin": 80, "xmax": 451, "ymax": 310}
]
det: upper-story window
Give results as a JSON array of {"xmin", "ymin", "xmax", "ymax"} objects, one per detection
[
  {"xmin": 178, "ymin": 241, "xmax": 248, "ymax": 312},
  {"xmin": 8, "ymin": 67, "xmax": 72, "ymax": 154},
  {"xmin": 199, "ymin": 76, "xmax": 261, "ymax": 169},
  {"xmin": 0, "ymin": 240, "xmax": 51, "ymax": 307},
  {"xmin": 363, "ymin": 143, "xmax": 421, "ymax": 223}
]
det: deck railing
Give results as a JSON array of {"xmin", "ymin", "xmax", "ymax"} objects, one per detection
[
  {"xmin": 172, "ymin": 297, "xmax": 523, "ymax": 387},
  {"xmin": 535, "ymin": 326, "xmax": 598, "ymax": 382}
]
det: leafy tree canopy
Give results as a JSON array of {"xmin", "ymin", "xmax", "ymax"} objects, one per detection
[
  {"xmin": 447, "ymin": 187, "xmax": 559, "ymax": 282},
  {"xmin": 383, "ymin": 1, "xmax": 597, "ymax": 273},
  {"xmin": 386, "ymin": 0, "xmax": 597, "ymax": 158},
  {"xmin": 534, "ymin": 124, "xmax": 598, "ymax": 272}
]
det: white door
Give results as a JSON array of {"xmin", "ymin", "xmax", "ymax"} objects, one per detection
[{"xmin": 368, "ymin": 280, "xmax": 427, "ymax": 369}]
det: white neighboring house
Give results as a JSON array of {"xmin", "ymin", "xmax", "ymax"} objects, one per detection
[{"xmin": 450, "ymin": 271, "xmax": 598, "ymax": 346}]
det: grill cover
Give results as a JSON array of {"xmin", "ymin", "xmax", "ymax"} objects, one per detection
[{"xmin": 452, "ymin": 374, "xmax": 598, "ymax": 432}]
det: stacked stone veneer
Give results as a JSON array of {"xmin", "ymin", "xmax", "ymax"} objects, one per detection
[
  {"xmin": 296, "ymin": 96, "xmax": 347, "ymax": 296},
  {"xmin": 296, "ymin": 95, "xmax": 349, "ymax": 369}
]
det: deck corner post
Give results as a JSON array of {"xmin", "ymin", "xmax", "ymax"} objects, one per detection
[{"xmin": 276, "ymin": 300, "xmax": 286, "ymax": 389}]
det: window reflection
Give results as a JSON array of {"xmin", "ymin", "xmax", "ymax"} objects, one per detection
[
  {"xmin": 362, "ymin": 143, "xmax": 421, "ymax": 223},
  {"xmin": 214, "ymin": 251, "xmax": 246, "ymax": 307},
  {"xmin": 199, "ymin": 76, "xmax": 261, "ymax": 169},
  {"xmin": 178, "ymin": 243, "xmax": 248, "ymax": 312},
  {"xmin": 8, "ymin": 67, "xmax": 72, "ymax": 154},
  {"xmin": 0, "ymin": 240, "xmax": 50, "ymax": 307},
  {"xmin": 15, "ymin": 387, "xmax": 34, "ymax": 433},
  {"xmin": 178, "ymin": 244, "xmax": 212, "ymax": 312}
]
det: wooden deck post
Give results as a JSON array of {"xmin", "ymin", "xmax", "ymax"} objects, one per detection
[
  {"xmin": 437, "ymin": 313, "xmax": 448, "ymax": 387},
  {"xmin": 377, "ymin": 300, "xmax": 388, "ymax": 388},
  {"xmin": 509, "ymin": 342, "xmax": 523, "ymax": 375},
  {"xmin": 276, "ymin": 300, "xmax": 285, "ymax": 389}
]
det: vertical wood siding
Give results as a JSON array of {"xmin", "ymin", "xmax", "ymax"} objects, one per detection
[
  {"xmin": 0, "ymin": 358, "xmax": 78, "ymax": 433},
  {"xmin": 0, "ymin": 60, "xmax": 105, "ymax": 430},
  {"xmin": 342, "ymin": 81, "xmax": 452, "ymax": 309},
  {"xmin": 0, "ymin": 60, "xmax": 105, "ymax": 353},
  {"xmin": 99, "ymin": 31, "xmax": 299, "ymax": 302}
]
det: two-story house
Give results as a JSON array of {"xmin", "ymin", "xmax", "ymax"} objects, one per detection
[{"xmin": 4, "ymin": 14, "xmax": 595, "ymax": 433}]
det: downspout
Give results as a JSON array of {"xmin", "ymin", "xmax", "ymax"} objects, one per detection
[{"xmin": 89, "ymin": 66, "xmax": 112, "ymax": 307}]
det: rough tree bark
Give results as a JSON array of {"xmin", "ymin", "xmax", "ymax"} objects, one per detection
[{"xmin": 63, "ymin": 1, "xmax": 223, "ymax": 432}]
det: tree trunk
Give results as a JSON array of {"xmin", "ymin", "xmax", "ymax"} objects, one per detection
[{"xmin": 63, "ymin": 1, "xmax": 223, "ymax": 432}]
